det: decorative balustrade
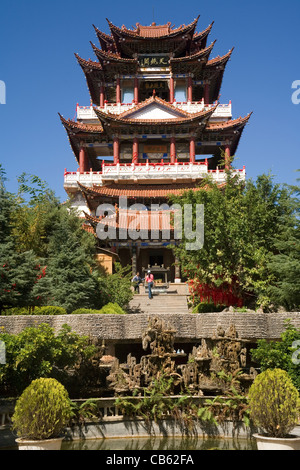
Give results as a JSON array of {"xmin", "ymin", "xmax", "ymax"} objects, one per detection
[
  {"xmin": 0, "ymin": 397, "xmax": 214, "ymax": 427},
  {"xmin": 64, "ymin": 163, "xmax": 246, "ymax": 188},
  {"xmin": 77, "ymin": 102, "xmax": 232, "ymax": 121}
]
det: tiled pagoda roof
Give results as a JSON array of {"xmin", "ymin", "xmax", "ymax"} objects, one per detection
[
  {"xmin": 78, "ymin": 181, "xmax": 210, "ymax": 199},
  {"xmin": 106, "ymin": 16, "xmax": 200, "ymax": 40},
  {"xmin": 170, "ymin": 41, "xmax": 215, "ymax": 64}
]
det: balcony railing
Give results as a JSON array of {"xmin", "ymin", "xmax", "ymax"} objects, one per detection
[
  {"xmin": 64, "ymin": 163, "xmax": 246, "ymax": 188},
  {"xmin": 76, "ymin": 102, "xmax": 232, "ymax": 121}
]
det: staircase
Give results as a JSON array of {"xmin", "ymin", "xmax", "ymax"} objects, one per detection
[{"xmin": 128, "ymin": 292, "xmax": 189, "ymax": 315}]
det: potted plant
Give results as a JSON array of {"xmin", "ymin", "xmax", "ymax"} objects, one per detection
[
  {"xmin": 12, "ymin": 377, "xmax": 73, "ymax": 450},
  {"xmin": 248, "ymin": 369, "xmax": 300, "ymax": 450}
]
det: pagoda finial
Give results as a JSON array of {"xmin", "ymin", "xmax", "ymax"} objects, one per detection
[{"xmin": 153, "ymin": 89, "xmax": 156, "ymax": 97}]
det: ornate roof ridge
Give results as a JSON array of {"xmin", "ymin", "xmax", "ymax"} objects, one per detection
[
  {"xmin": 106, "ymin": 16, "xmax": 200, "ymax": 40},
  {"xmin": 116, "ymin": 95, "xmax": 190, "ymax": 118},
  {"xmin": 206, "ymin": 48, "xmax": 234, "ymax": 67},
  {"xmin": 193, "ymin": 22, "xmax": 214, "ymax": 41},
  {"xmin": 170, "ymin": 40, "xmax": 216, "ymax": 63},
  {"xmin": 93, "ymin": 98, "xmax": 218, "ymax": 125},
  {"xmin": 59, "ymin": 113, "xmax": 103, "ymax": 133},
  {"xmin": 90, "ymin": 43, "xmax": 137, "ymax": 63},
  {"xmin": 206, "ymin": 112, "xmax": 253, "ymax": 130},
  {"xmin": 75, "ymin": 53, "xmax": 103, "ymax": 70},
  {"xmin": 92, "ymin": 24, "xmax": 113, "ymax": 42}
]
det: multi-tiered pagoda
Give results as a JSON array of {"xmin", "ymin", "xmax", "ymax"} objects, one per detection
[{"xmin": 60, "ymin": 16, "xmax": 251, "ymax": 284}]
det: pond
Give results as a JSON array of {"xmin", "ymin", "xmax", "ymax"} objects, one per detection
[{"xmin": 61, "ymin": 436, "xmax": 257, "ymax": 451}]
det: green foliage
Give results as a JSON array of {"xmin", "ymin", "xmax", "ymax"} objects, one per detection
[
  {"xmin": 267, "ymin": 180, "xmax": 300, "ymax": 310},
  {"xmin": 12, "ymin": 378, "xmax": 72, "ymax": 440},
  {"xmin": 98, "ymin": 263, "xmax": 133, "ymax": 308},
  {"xmin": 248, "ymin": 369, "xmax": 300, "ymax": 438},
  {"xmin": 32, "ymin": 205, "xmax": 101, "ymax": 313},
  {"xmin": 3, "ymin": 306, "xmax": 67, "ymax": 315},
  {"xmin": 0, "ymin": 323, "xmax": 96, "ymax": 395},
  {"xmin": 192, "ymin": 302, "xmax": 225, "ymax": 313},
  {"xmin": 170, "ymin": 171, "xmax": 297, "ymax": 310},
  {"xmin": 71, "ymin": 308, "xmax": 102, "ymax": 315},
  {"xmin": 251, "ymin": 321, "xmax": 300, "ymax": 390},
  {"xmin": 98, "ymin": 302, "xmax": 127, "ymax": 315}
]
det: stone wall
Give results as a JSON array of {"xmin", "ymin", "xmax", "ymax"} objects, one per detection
[{"xmin": 0, "ymin": 312, "xmax": 299, "ymax": 342}]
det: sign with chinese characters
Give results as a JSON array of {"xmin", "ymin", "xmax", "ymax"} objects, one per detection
[
  {"xmin": 139, "ymin": 55, "xmax": 169, "ymax": 68},
  {"xmin": 144, "ymin": 145, "xmax": 168, "ymax": 153},
  {"xmin": 144, "ymin": 81, "xmax": 167, "ymax": 91}
]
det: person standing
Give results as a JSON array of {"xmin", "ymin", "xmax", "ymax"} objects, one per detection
[
  {"xmin": 146, "ymin": 270, "xmax": 154, "ymax": 299},
  {"xmin": 132, "ymin": 272, "xmax": 142, "ymax": 293}
]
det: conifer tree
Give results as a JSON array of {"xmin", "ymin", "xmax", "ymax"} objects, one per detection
[
  {"xmin": 0, "ymin": 166, "xmax": 41, "ymax": 312},
  {"xmin": 33, "ymin": 206, "xmax": 101, "ymax": 313}
]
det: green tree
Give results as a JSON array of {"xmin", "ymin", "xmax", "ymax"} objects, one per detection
[
  {"xmin": 267, "ymin": 176, "xmax": 300, "ymax": 310},
  {"xmin": 0, "ymin": 167, "xmax": 41, "ymax": 312},
  {"xmin": 32, "ymin": 205, "xmax": 101, "ymax": 313},
  {"xmin": 170, "ymin": 170, "xmax": 293, "ymax": 309},
  {"xmin": 98, "ymin": 263, "xmax": 133, "ymax": 308}
]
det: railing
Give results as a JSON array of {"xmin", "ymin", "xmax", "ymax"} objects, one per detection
[
  {"xmin": 64, "ymin": 163, "xmax": 246, "ymax": 188},
  {"xmin": 77, "ymin": 102, "xmax": 232, "ymax": 121},
  {"xmin": 101, "ymin": 162, "xmax": 245, "ymax": 183},
  {"xmin": 64, "ymin": 170, "xmax": 103, "ymax": 188},
  {"xmin": 0, "ymin": 396, "xmax": 215, "ymax": 426}
]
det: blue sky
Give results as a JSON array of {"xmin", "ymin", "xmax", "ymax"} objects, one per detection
[{"xmin": 0, "ymin": 0, "xmax": 299, "ymax": 201}]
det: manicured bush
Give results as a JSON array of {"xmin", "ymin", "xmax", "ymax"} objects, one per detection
[
  {"xmin": 12, "ymin": 378, "xmax": 72, "ymax": 440},
  {"xmin": 34, "ymin": 306, "xmax": 67, "ymax": 315},
  {"xmin": 248, "ymin": 369, "xmax": 300, "ymax": 438},
  {"xmin": 98, "ymin": 302, "xmax": 127, "ymax": 315},
  {"xmin": 71, "ymin": 308, "xmax": 102, "ymax": 315},
  {"xmin": 71, "ymin": 303, "xmax": 127, "ymax": 315},
  {"xmin": 2, "ymin": 306, "xmax": 67, "ymax": 315}
]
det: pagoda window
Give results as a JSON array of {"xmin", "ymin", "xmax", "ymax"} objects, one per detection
[
  {"xmin": 122, "ymin": 87, "xmax": 134, "ymax": 104},
  {"xmin": 174, "ymin": 81, "xmax": 187, "ymax": 102}
]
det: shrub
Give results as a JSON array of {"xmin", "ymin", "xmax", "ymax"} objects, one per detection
[
  {"xmin": 71, "ymin": 308, "xmax": 102, "ymax": 315},
  {"xmin": 0, "ymin": 323, "xmax": 96, "ymax": 395},
  {"xmin": 34, "ymin": 306, "xmax": 67, "ymax": 315},
  {"xmin": 251, "ymin": 321, "xmax": 300, "ymax": 390},
  {"xmin": 192, "ymin": 302, "xmax": 225, "ymax": 313},
  {"xmin": 248, "ymin": 369, "xmax": 300, "ymax": 438},
  {"xmin": 98, "ymin": 302, "xmax": 127, "ymax": 315},
  {"xmin": 12, "ymin": 378, "xmax": 72, "ymax": 440},
  {"xmin": 2, "ymin": 306, "xmax": 67, "ymax": 315}
]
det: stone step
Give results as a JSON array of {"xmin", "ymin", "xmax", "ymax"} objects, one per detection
[{"xmin": 128, "ymin": 294, "xmax": 189, "ymax": 314}]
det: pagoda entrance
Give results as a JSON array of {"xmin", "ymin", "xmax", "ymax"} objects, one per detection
[{"xmin": 137, "ymin": 247, "xmax": 175, "ymax": 284}]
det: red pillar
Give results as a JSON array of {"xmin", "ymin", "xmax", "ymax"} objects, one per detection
[
  {"xmin": 204, "ymin": 83, "xmax": 210, "ymax": 105},
  {"xmin": 113, "ymin": 137, "xmax": 120, "ymax": 164},
  {"xmin": 187, "ymin": 76, "xmax": 193, "ymax": 102},
  {"xmin": 170, "ymin": 137, "xmax": 176, "ymax": 163},
  {"xmin": 189, "ymin": 137, "xmax": 196, "ymax": 163},
  {"xmin": 134, "ymin": 77, "xmax": 139, "ymax": 104},
  {"xmin": 225, "ymin": 145, "xmax": 231, "ymax": 169},
  {"xmin": 79, "ymin": 147, "xmax": 89, "ymax": 172},
  {"xmin": 100, "ymin": 85, "xmax": 105, "ymax": 108},
  {"xmin": 116, "ymin": 78, "xmax": 121, "ymax": 104},
  {"xmin": 169, "ymin": 76, "xmax": 174, "ymax": 103},
  {"xmin": 132, "ymin": 137, "xmax": 139, "ymax": 163}
]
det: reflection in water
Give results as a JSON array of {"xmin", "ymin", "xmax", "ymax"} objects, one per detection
[{"xmin": 62, "ymin": 436, "xmax": 257, "ymax": 451}]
